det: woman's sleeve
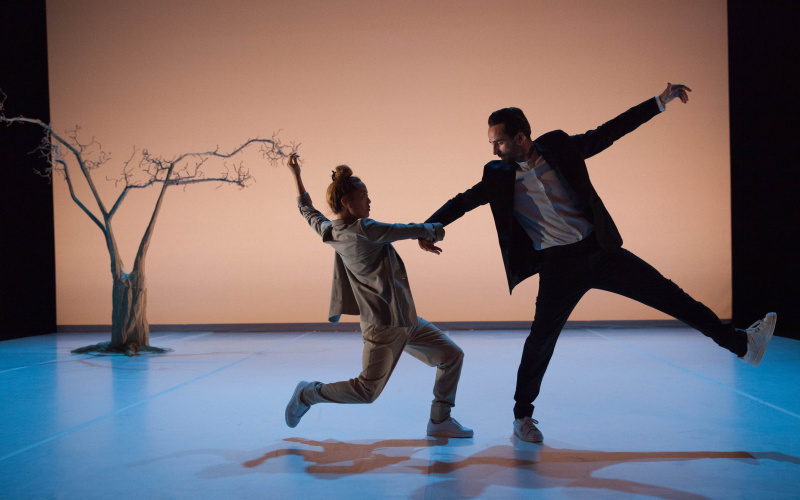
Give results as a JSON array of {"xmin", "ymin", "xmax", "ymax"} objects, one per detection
[
  {"xmin": 359, "ymin": 219, "xmax": 444, "ymax": 244},
  {"xmin": 297, "ymin": 192, "xmax": 332, "ymax": 238}
]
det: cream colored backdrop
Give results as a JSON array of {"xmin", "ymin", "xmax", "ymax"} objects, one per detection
[{"xmin": 46, "ymin": 0, "xmax": 731, "ymax": 325}]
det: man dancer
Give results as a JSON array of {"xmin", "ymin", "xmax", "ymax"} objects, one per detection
[{"xmin": 419, "ymin": 83, "xmax": 776, "ymax": 443}]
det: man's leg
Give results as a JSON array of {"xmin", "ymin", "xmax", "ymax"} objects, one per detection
[
  {"xmin": 514, "ymin": 258, "xmax": 589, "ymax": 420},
  {"xmin": 591, "ymin": 249, "xmax": 747, "ymax": 356}
]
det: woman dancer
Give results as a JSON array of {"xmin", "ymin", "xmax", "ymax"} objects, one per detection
[{"xmin": 284, "ymin": 154, "xmax": 472, "ymax": 438}]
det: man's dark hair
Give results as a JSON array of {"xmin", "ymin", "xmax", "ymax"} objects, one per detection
[{"xmin": 488, "ymin": 107, "xmax": 531, "ymax": 140}]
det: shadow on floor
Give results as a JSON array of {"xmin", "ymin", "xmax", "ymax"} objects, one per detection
[{"xmin": 234, "ymin": 437, "xmax": 800, "ymax": 499}]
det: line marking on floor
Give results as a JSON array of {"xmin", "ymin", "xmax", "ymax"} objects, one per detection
[
  {"xmin": 587, "ymin": 328, "xmax": 800, "ymax": 420},
  {"xmin": 0, "ymin": 332, "xmax": 311, "ymax": 462}
]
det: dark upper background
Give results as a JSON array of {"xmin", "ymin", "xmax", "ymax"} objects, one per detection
[{"xmin": 1, "ymin": 0, "xmax": 798, "ymax": 341}]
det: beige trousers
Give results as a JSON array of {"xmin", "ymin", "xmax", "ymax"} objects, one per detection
[{"xmin": 301, "ymin": 317, "xmax": 464, "ymax": 422}]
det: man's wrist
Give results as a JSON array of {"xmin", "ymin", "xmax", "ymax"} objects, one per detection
[{"xmin": 655, "ymin": 95, "xmax": 666, "ymax": 112}]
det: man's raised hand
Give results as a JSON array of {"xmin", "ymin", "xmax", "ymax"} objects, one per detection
[{"xmin": 660, "ymin": 83, "xmax": 692, "ymax": 105}]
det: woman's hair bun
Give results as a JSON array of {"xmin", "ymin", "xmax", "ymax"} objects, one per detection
[
  {"xmin": 331, "ymin": 165, "xmax": 353, "ymax": 182},
  {"xmin": 326, "ymin": 164, "xmax": 361, "ymax": 214}
]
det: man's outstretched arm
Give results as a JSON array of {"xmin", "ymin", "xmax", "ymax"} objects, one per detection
[
  {"xmin": 418, "ymin": 180, "xmax": 490, "ymax": 254},
  {"xmin": 574, "ymin": 82, "xmax": 692, "ymax": 160}
]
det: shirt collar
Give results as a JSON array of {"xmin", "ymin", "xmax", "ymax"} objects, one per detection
[{"xmin": 516, "ymin": 143, "xmax": 544, "ymax": 172}]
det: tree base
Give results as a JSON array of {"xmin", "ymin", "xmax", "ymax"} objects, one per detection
[{"xmin": 71, "ymin": 341, "xmax": 173, "ymax": 357}]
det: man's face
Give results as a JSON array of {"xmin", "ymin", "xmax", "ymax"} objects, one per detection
[
  {"xmin": 345, "ymin": 182, "xmax": 371, "ymax": 219},
  {"xmin": 488, "ymin": 124, "xmax": 524, "ymax": 163}
]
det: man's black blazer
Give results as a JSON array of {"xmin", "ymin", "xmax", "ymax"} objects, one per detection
[{"xmin": 425, "ymin": 97, "xmax": 663, "ymax": 293}]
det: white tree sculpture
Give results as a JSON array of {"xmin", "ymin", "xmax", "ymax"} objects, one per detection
[{"xmin": 1, "ymin": 95, "xmax": 296, "ymax": 355}]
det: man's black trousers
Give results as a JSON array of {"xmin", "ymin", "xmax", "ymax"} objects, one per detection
[{"xmin": 513, "ymin": 235, "xmax": 747, "ymax": 420}]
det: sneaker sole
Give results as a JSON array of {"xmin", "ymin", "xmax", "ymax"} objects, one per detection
[{"xmin": 427, "ymin": 430, "xmax": 474, "ymax": 438}]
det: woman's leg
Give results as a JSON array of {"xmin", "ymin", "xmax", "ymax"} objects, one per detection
[
  {"xmin": 302, "ymin": 322, "xmax": 409, "ymax": 405},
  {"xmin": 403, "ymin": 318, "xmax": 464, "ymax": 422}
]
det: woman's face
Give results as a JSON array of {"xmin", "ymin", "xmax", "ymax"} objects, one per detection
[{"xmin": 344, "ymin": 181, "xmax": 371, "ymax": 219}]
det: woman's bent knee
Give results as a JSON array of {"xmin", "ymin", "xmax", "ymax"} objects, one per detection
[{"xmin": 354, "ymin": 380, "xmax": 385, "ymax": 403}]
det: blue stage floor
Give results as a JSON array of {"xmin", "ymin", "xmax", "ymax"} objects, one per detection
[{"xmin": 2, "ymin": 327, "xmax": 798, "ymax": 499}]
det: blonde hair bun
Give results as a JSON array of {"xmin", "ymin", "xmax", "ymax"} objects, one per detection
[
  {"xmin": 326, "ymin": 164, "xmax": 362, "ymax": 214},
  {"xmin": 331, "ymin": 165, "xmax": 353, "ymax": 182}
]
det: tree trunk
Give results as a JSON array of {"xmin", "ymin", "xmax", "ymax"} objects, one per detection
[{"xmin": 110, "ymin": 269, "xmax": 149, "ymax": 354}]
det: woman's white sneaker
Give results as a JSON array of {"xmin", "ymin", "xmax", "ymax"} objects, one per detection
[
  {"xmin": 427, "ymin": 417, "xmax": 474, "ymax": 438},
  {"xmin": 285, "ymin": 381, "xmax": 311, "ymax": 428}
]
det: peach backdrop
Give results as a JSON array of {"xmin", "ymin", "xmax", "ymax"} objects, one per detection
[{"xmin": 45, "ymin": 0, "xmax": 731, "ymax": 325}]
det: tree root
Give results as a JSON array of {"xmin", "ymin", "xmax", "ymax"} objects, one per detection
[{"xmin": 71, "ymin": 341, "xmax": 173, "ymax": 357}]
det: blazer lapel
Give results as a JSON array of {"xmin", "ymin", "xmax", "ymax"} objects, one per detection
[
  {"xmin": 485, "ymin": 161, "xmax": 516, "ymax": 209},
  {"xmin": 537, "ymin": 136, "xmax": 596, "ymax": 203}
]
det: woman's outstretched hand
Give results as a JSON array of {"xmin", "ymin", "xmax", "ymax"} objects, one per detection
[
  {"xmin": 287, "ymin": 153, "xmax": 306, "ymax": 195},
  {"xmin": 287, "ymin": 153, "xmax": 301, "ymax": 176},
  {"xmin": 418, "ymin": 239, "xmax": 442, "ymax": 255}
]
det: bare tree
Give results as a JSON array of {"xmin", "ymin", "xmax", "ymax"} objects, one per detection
[{"xmin": 1, "ymin": 93, "xmax": 296, "ymax": 355}]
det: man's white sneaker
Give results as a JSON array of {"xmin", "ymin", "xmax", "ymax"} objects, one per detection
[
  {"xmin": 739, "ymin": 312, "xmax": 777, "ymax": 367},
  {"xmin": 513, "ymin": 416, "xmax": 543, "ymax": 443},
  {"xmin": 285, "ymin": 381, "xmax": 311, "ymax": 428},
  {"xmin": 427, "ymin": 417, "xmax": 474, "ymax": 438}
]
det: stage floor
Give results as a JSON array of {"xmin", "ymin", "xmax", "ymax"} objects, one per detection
[{"xmin": 1, "ymin": 327, "xmax": 799, "ymax": 499}]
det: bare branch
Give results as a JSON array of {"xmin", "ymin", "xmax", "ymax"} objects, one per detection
[
  {"xmin": 118, "ymin": 136, "xmax": 296, "ymax": 193},
  {"xmin": 1, "ymin": 116, "xmax": 108, "ymax": 232},
  {"xmin": 4, "ymin": 99, "xmax": 298, "ymax": 259},
  {"xmin": 53, "ymin": 147, "xmax": 106, "ymax": 232}
]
